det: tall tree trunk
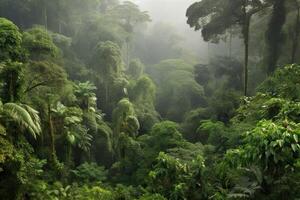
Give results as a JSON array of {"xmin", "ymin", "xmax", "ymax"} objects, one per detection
[
  {"xmin": 66, "ymin": 143, "xmax": 72, "ymax": 167},
  {"xmin": 126, "ymin": 37, "xmax": 130, "ymax": 68},
  {"xmin": 58, "ymin": 21, "xmax": 62, "ymax": 34},
  {"xmin": 48, "ymin": 103, "xmax": 56, "ymax": 164},
  {"xmin": 105, "ymin": 81, "xmax": 109, "ymax": 107},
  {"xmin": 292, "ymin": 5, "xmax": 300, "ymax": 63},
  {"xmin": 265, "ymin": 0, "xmax": 286, "ymax": 74},
  {"xmin": 43, "ymin": 3, "xmax": 48, "ymax": 29},
  {"xmin": 242, "ymin": 1, "xmax": 251, "ymax": 96},
  {"xmin": 9, "ymin": 72, "xmax": 14, "ymax": 102},
  {"xmin": 229, "ymin": 29, "xmax": 233, "ymax": 59},
  {"xmin": 57, "ymin": 0, "xmax": 62, "ymax": 34},
  {"xmin": 243, "ymin": 17, "xmax": 250, "ymax": 96},
  {"xmin": 207, "ymin": 42, "xmax": 210, "ymax": 62}
]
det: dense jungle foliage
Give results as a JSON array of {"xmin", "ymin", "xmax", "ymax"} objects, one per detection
[{"xmin": 0, "ymin": 0, "xmax": 299, "ymax": 199}]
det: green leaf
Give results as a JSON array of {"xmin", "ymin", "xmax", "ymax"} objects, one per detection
[
  {"xmin": 291, "ymin": 144, "xmax": 297, "ymax": 152},
  {"xmin": 3, "ymin": 103, "xmax": 41, "ymax": 138},
  {"xmin": 278, "ymin": 140, "xmax": 283, "ymax": 147},
  {"xmin": 67, "ymin": 133, "xmax": 76, "ymax": 145},
  {"xmin": 293, "ymin": 134, "xmax": 298, "ymax": 143}
]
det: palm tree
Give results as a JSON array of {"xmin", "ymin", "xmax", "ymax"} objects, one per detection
[
  {"xmin": 65, "ymin": 115, "xmax": 92, "ymax": 167},
  {"xmin": 0, "ymin": 101, "xmax": 41, "ymax": 139},
  {"xmin": 74, "ymin": 81, "xmax": 97, "ymax": 110},
  {"xmin": 52, "ymin": 102, "xmax": 92, "ymax": 166}
]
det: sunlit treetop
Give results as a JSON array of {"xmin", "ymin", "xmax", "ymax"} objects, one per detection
[
  {"xmin": 0, "ymin": 18, "xmax": 22, "ymax": 61},
  {"xmin": 22, "ymin": 26, "xmax": 60, "ymax": 60},
  {"xmin": 186, "ymin": 0, "xmax": 270, "ymax": 42},
  {"xmin": 90, "ymin": 41, "xmax": 123, "ymax": 76},
  {"xmin": 109, "ymin": 1, "xmax": 151, "ymax": 33},
  {"xmin": 127, "ymin": 59, "xmax": 144, "ymax": 79}
]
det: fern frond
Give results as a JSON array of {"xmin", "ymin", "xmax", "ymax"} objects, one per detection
[{"xmin": 3, "ymin": 103, "xmax": 41, "ymax": 139}]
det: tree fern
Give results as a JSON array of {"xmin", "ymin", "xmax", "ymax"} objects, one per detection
[{"xmin": 1, "ymin": 102, "xmax": 41, "ymax": 139}]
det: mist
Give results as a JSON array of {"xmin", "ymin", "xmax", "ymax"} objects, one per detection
[{"xmin": 129, "ymin": 0, "xmax": 241, "ymax": 63}]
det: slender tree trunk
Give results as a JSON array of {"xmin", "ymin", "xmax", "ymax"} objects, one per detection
[
  {"xmin": 292, "ymin": 5, "xmax": 300, "ymax": 63},
  {"xmin": 9, "ymin": 72, "xmax": 14, "ymax": 102},
  {"xmin": 48, "ymin": 103, "xmax": 56, "ymax": 163},
  {"xmin": 66, "ymin": 143, "xmax": 72, "ymax": 167},
  {"xmin": 57, "ymin": 1, "xmax": 62, "ymax": 34},
  {"xmin": 266, "ymin": 0, "xmax": 286, "ymax": 74},
  {"xmin": 126, "ymin": 37, "xmax": 130, "ymax": 68},
  {"xmin": 44, "ymin": 4, "xmax": 48, "ymax": 29},
  {"xmin": 207, "ymin": 42, "xmax": 210, "ymax": 62},
  {"xmin": 85, "ymin": 97, "xmax": 89, "ymax": 110},
  {"xmin": 242, "ymin": 1, "xmax": 251, "ymax": 96},
  {"xmin": 243, "ymin": 18, "xmax": 250, "ymax": 96},
  {"xmin": 59, "ymin": 22, "xmax": 62, "ymax": 34},
  {"xmin": 105, "ymin": 81, "xmax": 109, "ymax": 106},
  {"xmin": 229, "ymin": 30, "xmax": 233, "ymax": 59}
]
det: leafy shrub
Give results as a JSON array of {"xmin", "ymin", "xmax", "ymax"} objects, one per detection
[
  {"xmin": 71, "ymin": 162, "xmax": 107, "ymax": 183},
  {"xmin": 258, "ymin": 64, "xmax": 300, "ymax": 101},
  {"xmin": 138, "ymin": 193, "xmax": 167, "ymax": 200}
]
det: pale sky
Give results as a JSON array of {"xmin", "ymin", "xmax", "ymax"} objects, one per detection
[
  {"xmin": 126, "ymin": 0, "xmax": 234, "ymax": 63},
  {"xmin": 129, "ymin": 0, "xmax": 196, "ymax": 28},
  {"xmin": 128, "ymin": 0, "xmax": 207, "ymax": 61}
]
